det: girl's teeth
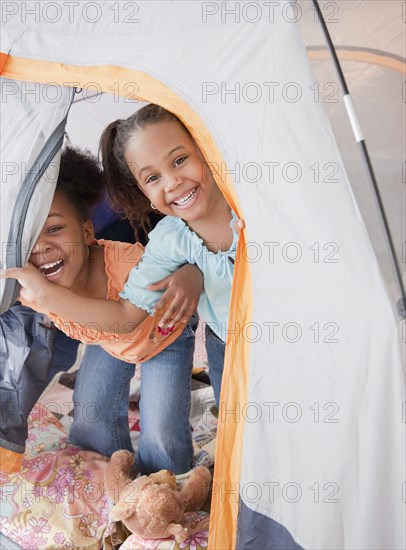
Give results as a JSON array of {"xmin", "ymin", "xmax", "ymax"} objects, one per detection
[
  {"xmin": 174, "ymin": 188, "xmax": 196, "ymax": 206},
  {"xmin": 40, "ymin": 260, "xmax": 64, "ymax": 276},
  {"xmin": 41, "ymin": 261, "xmax": 60, "ymax": 269},
  {"xmin": 45, "ymin": 266, "xmax": 63, "ymax": 278}
]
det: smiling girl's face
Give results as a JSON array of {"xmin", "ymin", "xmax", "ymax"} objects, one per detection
[
  {"xmin": 125, "ymin": 120, "xmax": 223, "ymax": 228},
  {"xmin": 29, "ymin": 191, "xmax": 94, "ymax": 291}
]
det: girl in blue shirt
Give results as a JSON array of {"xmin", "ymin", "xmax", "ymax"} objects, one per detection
[{"xmin": 100, "ymin": 104, "xmax": 238, "ymax": 405}]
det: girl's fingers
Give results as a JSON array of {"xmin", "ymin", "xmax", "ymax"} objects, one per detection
[
  {"xmin": 0, "ymin": 268, "xmax": 20, "ymax": 280},
  {"xmin": 157, "ymin": 315, "xmax": 177, "ymax": 334},
  {"xmin": 162, "ymin": 304, "xmax": 194, "ymax": 329},
  {"xmin": 170, "ymin": 309, "xmax": 189, "ymax": 326},
  {"xmin": 154, "ymin": 290, "xmax": 174, "ymax": 312},
  {"xmin": 158, "ymin": 302, "xmax": 193, "ymax": 331},
  {"xmin": 154, "ymin": 286, "xmax": 197, "ymax": 330},
  {"xmin": 157, "ymin": 300, "xmax": 180, "ymax": 328},
  {"xmin": 1, "ymin": 265, "xmax": 40, "ymax": 282},
  {"xmin": 147, "ymin": 277, "xmax": 170, "ymax": 291}
]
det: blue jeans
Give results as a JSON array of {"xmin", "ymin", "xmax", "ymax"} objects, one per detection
[
  {"xmin": 70, "ymin": 319, "xmax": 197, "ymax": 475},
  {"xmin": 204, "ymin": 325, "xmax": 225, "ymax": 407}
]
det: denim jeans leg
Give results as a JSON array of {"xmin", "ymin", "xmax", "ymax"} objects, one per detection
[
  {"xmin": 69, "ymin": 345, "xmax": 135, "ymax": 456},
  {"xmin": 204, "ymin": 325, "xmax": 225, "ymax": 407},
  {"xmin": 138, "ymin": 320, "xmax": 196, "ymax": 475}
]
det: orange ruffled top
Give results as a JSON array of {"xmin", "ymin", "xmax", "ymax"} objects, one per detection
[{"xmin": 23, "ymin": 239, "xmax": 186, "ymax": 363}]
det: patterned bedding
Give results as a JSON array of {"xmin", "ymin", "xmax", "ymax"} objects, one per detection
[{"xmin": 0, "ymin": 340, "xmax": 217, "ymax": 550}]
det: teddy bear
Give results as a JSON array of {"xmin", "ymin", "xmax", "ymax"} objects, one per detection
[{"xmin": 105, "ymin": 450, "xmax": 212, "ymax": 543}]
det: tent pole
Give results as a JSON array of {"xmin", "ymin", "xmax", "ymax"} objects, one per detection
[{"xmin": 311, "ymin": 0, "xmax": 406, "ymax": 320}]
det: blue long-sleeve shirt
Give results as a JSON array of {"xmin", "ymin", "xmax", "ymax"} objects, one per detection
[{"xmin": 119, "ymin": 214, "xmax": 238, "ymax": 342}]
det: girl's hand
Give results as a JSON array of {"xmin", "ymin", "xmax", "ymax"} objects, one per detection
[
  {"xmin": 233, "ymin": 218, "xmax": 245, "ymax": 233},
  {"xmin": 147, "ymin": 264, "xmax": 203, "ymax": 330},
  {"xmin": 0, "ymin": 263, "xmax": 50, "ymax": 304}
]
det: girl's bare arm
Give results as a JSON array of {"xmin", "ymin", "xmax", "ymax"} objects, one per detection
[
  {"xmin": 1, "ymin": 263, "xmax": 146, "ymax": 333},
  {"xmin": 1, "ymin": 262, "xmax": 203, "ymax": 333}
]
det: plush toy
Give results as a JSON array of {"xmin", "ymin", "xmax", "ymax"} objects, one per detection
[{"xmin": 105, "ymin": 450, "xmax": 212, "ymax": 543}]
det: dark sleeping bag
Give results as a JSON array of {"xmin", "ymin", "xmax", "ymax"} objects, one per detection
[{"xmin": 0, "ymin": 304, "xmax": 56, "ymax": 473}]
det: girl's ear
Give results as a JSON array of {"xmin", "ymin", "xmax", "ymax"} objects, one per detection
[{"xmin": 83, "ymin": 219, "xmax": 95, "ymax": 244}]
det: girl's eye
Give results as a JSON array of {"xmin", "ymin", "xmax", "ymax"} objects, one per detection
[
  {"xmin": 145, "ymin": 174, "xmax": 159, "ymax": 185},
  {"xmin": 174, "ymin": 156, "xmax": 187, "ymax": 167},
  {"xmin": 47, "ymin": 226, "xmax": 62, "ymax": 234}
]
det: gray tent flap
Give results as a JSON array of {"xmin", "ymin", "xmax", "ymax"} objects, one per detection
[{"xmin": 0, "ymin": 79, "xmax": 75, "ymax": 313}]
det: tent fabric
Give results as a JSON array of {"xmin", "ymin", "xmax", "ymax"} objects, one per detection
[
  {"xmin": 225, "ymin": 9, "xmax": 404, "ymax": 549},
  {"xmin": 236, "ymin": 501, "xmax": 303, "ymax": 550},
  {"xmin": 0, "ymin": 1, "xmax": 404, "ymax": 548},
  {"xmin": 0, "ymin": 78, "xmax": 74, "ymax": 312}
]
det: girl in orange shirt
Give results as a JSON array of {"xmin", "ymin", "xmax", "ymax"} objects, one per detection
[{"xmin": 7, "ymin": 146, "xmax": 202, "ymax": 474}]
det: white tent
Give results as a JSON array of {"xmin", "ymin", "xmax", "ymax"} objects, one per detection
[{"xmin": 1, "ymin": 1, "xmax": 404, "ymax": 548}]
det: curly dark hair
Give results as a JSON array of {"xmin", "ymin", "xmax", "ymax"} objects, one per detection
[
  {"xmin": 99, "ymin": 104, "xmax": 188, "ymax": 238},
  {"xmin": 56, "ymin": 146, "xmax": 105, "ymax": 220}
]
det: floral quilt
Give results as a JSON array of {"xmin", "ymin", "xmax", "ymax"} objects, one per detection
[
  {"xmin": 1, "ymin": 401, "xmax": 109, "ymax": 549},
  {"xmin": 0, "ymin": 341, "xmax": 216, "ymax": 550}
]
